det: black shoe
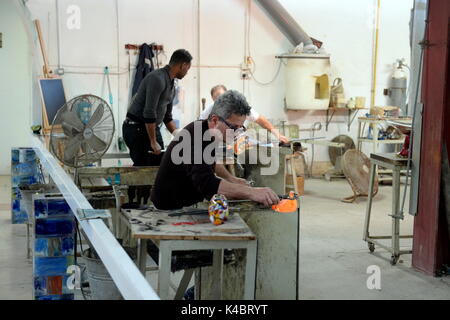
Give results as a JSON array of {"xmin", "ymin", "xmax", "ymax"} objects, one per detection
[{"xmin": 184, "ymin": 286, "xmax": 195, "ymax": 300}]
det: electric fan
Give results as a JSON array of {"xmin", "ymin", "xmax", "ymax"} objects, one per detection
[{"xmin": 49, "ymin": 94, "xmax": 115, "ymax": 168}]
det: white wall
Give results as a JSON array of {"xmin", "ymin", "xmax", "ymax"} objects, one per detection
[
  {"xmin": 0, "ymin": 0, "xmax": 33, "ymax": 174},
  {"xmin": 282, "ymin": 0, "xmax": 413, "ymax": 166},
  {"xmin": 23, "ymin": 0, "xmax": 413, "ymax": 166}
]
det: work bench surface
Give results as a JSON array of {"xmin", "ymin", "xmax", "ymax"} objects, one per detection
[
  {"xmin": 122, "ymin": 208, "xmax": 256, "ymax": 241},
  {"xmin": 370, "ymin": 153, "xmax": 409, "ymax": 166}
]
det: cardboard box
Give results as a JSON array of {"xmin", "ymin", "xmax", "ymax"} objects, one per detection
[
  {"xmin": 286, "ymin": 175, "xmax": 305, "ymax": 196},
  {"xmin": 370, "ymin": 106, "xmax": 400, "ymax": 117}
]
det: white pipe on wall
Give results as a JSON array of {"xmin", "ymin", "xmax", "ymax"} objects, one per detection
[
  {"xmin": 197, "ymin": 0, "xmax": 201, "ymax": 118},
  {"xmin": 55, "ymin": 0, "xmax": 61, "ymax": 71},
  {"xmin": 115, "ymin": 0, "xmax": 121, "ymax": 140}
]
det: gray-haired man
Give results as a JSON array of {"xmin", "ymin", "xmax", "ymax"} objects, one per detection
[
  {"xmin": 151, "ymin": 90, "xmax": 279, "ymax": 210},
  {"xmin": 200, "ymin": 85, "xmax": 290, "ymax": 144}
]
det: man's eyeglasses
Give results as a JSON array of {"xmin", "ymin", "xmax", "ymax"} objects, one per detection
[{"xmin": 217, "ymin": 116, "xmax": 246, "ymax": 132}]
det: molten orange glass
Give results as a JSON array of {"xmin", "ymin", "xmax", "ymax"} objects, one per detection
[{"xmin": 272, "ymin": 191, "xmax": 298, "ymax": 213}]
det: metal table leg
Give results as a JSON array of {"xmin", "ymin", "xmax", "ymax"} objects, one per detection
[
  {"xmin": 174, "ymin": 269, "xmax": 195, "ymax": 300},
  {"xmin": 137, "ymin": 238, "xmax": 148, "ymax": 274},
  {"xmin": 112, "ymin": 185, "xmax": 121, "ymax": 238},
  {"xmin": 158, "ymin": 241, "xmax": 172, "ymax": 300},
  {"xmin": 357, "ymin": 120, "xmax": 362, "ymax": 151},
  {"xmin": 391, "ymin": 168, "xmax": 401, "ymax": 265},
  {"xmin": 363, "ymin": 162, "xmax": 377, "ymax": 243},
  {"xmin": 244, "ymin": 240, "xmax": 257, "ymax": 300},
  {"xmin": 194, "ymin": 268, "xmax": 201, "ymax": 300},
  {"xmin": 211, "ymin": 249, "xmax": 224, "ymax": 299}
]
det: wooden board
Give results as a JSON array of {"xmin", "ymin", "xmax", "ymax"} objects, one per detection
[
  {"xmin": 122, "ymin": 208, "xmax": 255, "ymax": 241},
  {"xmin": 34, "ymin": 20, "xmax": 52, "ymax": 78},
  {"xmin": 358, "ymin": 116, "xmax": 412, "ymax": 121},
  {"xmin": 76, "ymin": 166, "xmax": 159, "ymax": 186},
  {"xmin": 370, "ymin": 153, "xmax": 408, "ymax": 167},
  {"xmin": 80, "ymin": 177, "xmax": 111, "ymax": 191}
]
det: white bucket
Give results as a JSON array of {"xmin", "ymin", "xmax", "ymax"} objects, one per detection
[{"xmin": 82, "ymin": 248, "xmax": 123, "ymax": 300}]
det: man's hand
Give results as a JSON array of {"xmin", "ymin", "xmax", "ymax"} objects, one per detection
[
  {"xmin": 146, "ymin": 123, "xmax": 162, "ymax": 155},
  {"xmin": 278, "ymin": 134, "xmax": 290, "ymax": 144},
  {"xmin": 255, "ymin": 116, "xmax": 290, "ymax": 144},
  {"xmin": 248, "ymin": 187, "xmax": 280, "ymax": 207},
  {"xmin": 150, "ymin": 141, "xmax": 162, "ymax": 155},
  {"xmin": 165, "ymin": 120, "xmax": 178, "ymax": 135}
]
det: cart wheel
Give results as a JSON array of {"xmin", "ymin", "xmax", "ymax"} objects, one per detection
[
  {"xmin": 368, "ymin": 242, "xmax": 375, "ymax": 253},
  {"xmin": 390, "ymin": 255, "xmax": 399, "ymax": 265}
]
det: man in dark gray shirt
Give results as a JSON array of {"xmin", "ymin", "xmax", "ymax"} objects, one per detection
[
  {"xmin": 123, "ymin": 49, "xmax": 192, "ymax": 166},
  {"xmin": 123, "ymin": 49, "xmax": 192, "ymax": 204}
]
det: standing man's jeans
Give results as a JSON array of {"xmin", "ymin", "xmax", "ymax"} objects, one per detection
[{"xmin": 122, "ymin": 120, "xmax": 164, "ymax": 204}]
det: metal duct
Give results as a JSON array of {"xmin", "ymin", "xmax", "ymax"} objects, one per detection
[{"xmin": 254, "ymin": 0, "xmax": 313, "ymax": 47}]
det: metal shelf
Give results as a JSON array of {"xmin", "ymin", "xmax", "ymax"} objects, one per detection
[
  {"xmin": 358, "ymin": 138, "xmax": 405, "ymax": 144},
  {"xmin": 325, "ymin": 108, "xmax": 367, "ymax": 131}
]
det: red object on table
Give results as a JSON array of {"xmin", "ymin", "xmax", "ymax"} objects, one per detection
[{"xmin": 399, "ymin": 133, "xmax": 411, "ymax": 158}]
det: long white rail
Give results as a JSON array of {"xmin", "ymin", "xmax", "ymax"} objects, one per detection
[{"xmin": 31, "ymin": 135, "xmax": 159, "ymax": 300}]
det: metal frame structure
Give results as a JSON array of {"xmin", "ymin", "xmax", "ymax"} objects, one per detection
[
  {"xmin": 31, "ymin": 135, "xmax": 159, "ymax": 300},
  {"xmin": 136, "ymin": 239, "xmax": 257, "ymax": 300},
  {"xmin": 363, "ymin": 153, "xmax": 413, "ymax": 265},
  {"xmin": 409, "ymin": 0, "xmax": 428, "ymax": 216},
  {"xmin": 325, "ymin": 108, "xmax": 366, "ymax": 131}
]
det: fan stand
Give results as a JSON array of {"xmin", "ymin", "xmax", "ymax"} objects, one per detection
[
  {"xmin": 341, "ymin": 194, "xmax": 363, "ymax": 203},
  {"xmin": 341, "ymin": 179, "xmax": 379, "ymax": 203},
  {"xmin": 73, "ymin": 155, "xmax": 81, "ymax": 187}
]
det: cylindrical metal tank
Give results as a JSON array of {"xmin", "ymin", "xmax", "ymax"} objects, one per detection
[
  {"xmin": 390, "ymin": 67, "xmax": 408, "ymax": 112},
  {"xmin": 284, "ymin": 54, "xmax": 331, "ymax": 110}
]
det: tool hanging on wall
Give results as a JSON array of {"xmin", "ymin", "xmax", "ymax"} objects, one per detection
[
  {"xmin": 104, "ymin": 66, "xmax": 113, "ymax": 106},
  {"xmin": 103, "ymin": 66, "xmax": 126, "ymax": 152}
]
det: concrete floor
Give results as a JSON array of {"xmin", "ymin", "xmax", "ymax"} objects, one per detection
[
  {"xmin": 300, "ymin": 178, "xmax": 450, "ymax": 299},
  {"xmin": 0, "ymin": 176, "xmax": 33, "ymax": 300},
  {"xmin": 0, "ymin": 175, "xmax": 449, "ymax": 300}
]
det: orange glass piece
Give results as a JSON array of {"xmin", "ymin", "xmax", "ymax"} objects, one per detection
[{"xmin": 272, "ymin": 191, "xmax": 298, "ymax": 213}]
